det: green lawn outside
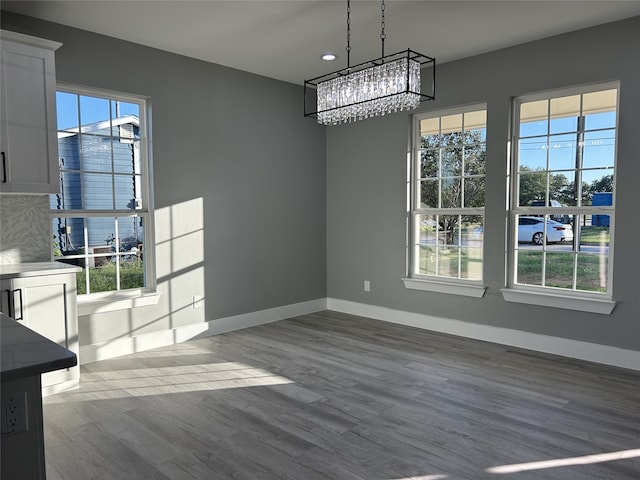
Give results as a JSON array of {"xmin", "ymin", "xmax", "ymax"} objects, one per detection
[
  {"xmin": 517, "ymin": 250, "xmax": 607, "ymax": 292},
  {"xmin": 76, "ymin": 262, "xmax": 144, "ymax": 294}
]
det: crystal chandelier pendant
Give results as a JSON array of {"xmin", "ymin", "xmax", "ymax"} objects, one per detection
[
  {"xmin": 304, "ymin": 1, "xmax": 435, "ymax": 125},
  {"xmin": 316, "ymin": 54, "xmax": 423, "ymax": 126}
]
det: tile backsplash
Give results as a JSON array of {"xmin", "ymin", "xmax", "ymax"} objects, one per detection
[{"xmin": 0, "ymin": 195, "xmax": 52, "ymax": 264}]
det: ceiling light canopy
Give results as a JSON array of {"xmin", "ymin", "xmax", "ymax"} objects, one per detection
[{"xmin": 304, "ymin": 0, "xmax": 435, "ymax": 126}]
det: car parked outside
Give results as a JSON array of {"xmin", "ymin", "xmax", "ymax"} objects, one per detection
[{"xmin": 518, "ymin": 216, "xmax": 574, "ymax": 245}]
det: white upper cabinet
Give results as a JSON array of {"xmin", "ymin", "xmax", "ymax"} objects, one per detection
[{"xmin": 1, "ymin": 30, "xmax": 62, "ymax": 194}]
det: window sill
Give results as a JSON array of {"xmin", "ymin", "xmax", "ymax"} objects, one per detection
[
  {"xmin": 500, "ymin": 288, "xmax": 616, "ymax": 315},
  {"xmin": 77, "ymin": 289, "xmax": 161, "ymax": 316},
  {"xmin": 402, "ymin": 277, "xmax": 487, "ymax": 298}
]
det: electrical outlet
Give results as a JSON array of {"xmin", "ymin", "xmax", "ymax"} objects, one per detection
[
  {"xmin": 364, "ymin": 280, "xmax": 371, "ymax": 292},
  {"xmin": 1, "ymin": 392, "xmax": 28, "ymax": 436},
  {"xmin": 193, "ymin": 295, "xmax": 202, "ymax": 309}
]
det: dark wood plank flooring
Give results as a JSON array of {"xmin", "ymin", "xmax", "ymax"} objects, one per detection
[{"xmin": 42, "ymin": 311, "xmax": 640, "ymax": 479}]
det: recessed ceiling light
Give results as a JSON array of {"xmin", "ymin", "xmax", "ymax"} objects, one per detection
[{"xmin": 321, "ymin": 53, "xmax": 337, "ymax": 61}]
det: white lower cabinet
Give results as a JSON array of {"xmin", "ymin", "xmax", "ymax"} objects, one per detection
[{"xmin": 0, "ymin": 264, "xmax": 80, "ymax": 395}]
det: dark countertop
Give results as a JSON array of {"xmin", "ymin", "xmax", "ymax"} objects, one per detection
[{"xmin": 1, "ymin": 313, "xmax": 77, "ymax": 382}]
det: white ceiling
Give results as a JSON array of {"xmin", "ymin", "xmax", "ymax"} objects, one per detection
[{"xmin": 3, "ymin": 1, "xmax": 640, "ymax": 85}]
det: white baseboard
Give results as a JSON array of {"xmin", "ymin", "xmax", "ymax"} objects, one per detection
[
  {"xmin": 80, "ymin": 298, "xmax": 327, "ymax": 364},
  {"xmin": 79, "ymin": 296, "xmax": 639, "ymax": 372},
  {"xmin": 327, "ymin": 298, "xmax": 640, "ymax": 372}
]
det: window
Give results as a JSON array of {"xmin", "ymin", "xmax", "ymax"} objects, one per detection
[
  {"xmin": 405, "ymin": 106, "xmax": 487, "ymax": 296},
  {"xmin": 51, "ymin": 87, "xmax": 154, "ymax": 298},
  {"xmin": 507, "ymin": 83, "xmax": 617, "ymax": 308}
]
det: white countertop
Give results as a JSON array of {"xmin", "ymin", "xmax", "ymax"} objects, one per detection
[{"xmin": 0, "ymin": 262, "xmax": 81, "ymax": 279}]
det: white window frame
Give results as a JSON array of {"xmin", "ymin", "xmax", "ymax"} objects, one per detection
[
  {"xmin": 501, "ymin": 82, "xmax": 618, "ymax": 314},
  {"xmin": 403, "ymin": 104, "xmax": 488, "ymax": 298},
  {"xmin": 51, "ymin": 84, "xmax": 158, "ymax": 315}
]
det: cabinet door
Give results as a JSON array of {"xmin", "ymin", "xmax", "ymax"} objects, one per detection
[
  {"xmin": 0, "ymin": 35, "xmax": 60, "ymax": 194},
  {"xmin": 8, "ymin": 273, "xmax": 79, "ymax": 391}
]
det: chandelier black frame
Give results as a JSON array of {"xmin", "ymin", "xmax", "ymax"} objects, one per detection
[{"xmin": 304, "ymin": 1, "xmax": 436, "ymax": 125}]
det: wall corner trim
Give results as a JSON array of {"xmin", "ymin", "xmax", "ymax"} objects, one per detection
[{"xmin": 326, "ymin": 297, "xmax": 640, "ymax": 371}]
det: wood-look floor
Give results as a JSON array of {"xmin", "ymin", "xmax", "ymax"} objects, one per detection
[{"xmin": 42, "ymin": 311, "xmax": 640, "ymax": 480}]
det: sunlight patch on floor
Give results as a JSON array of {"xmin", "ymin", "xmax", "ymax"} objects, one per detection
[
  {"xmin": 486, "ymin": 448, "xmax": 640, "ymax": 474},
  {"xmin": 388, "ymin": 475, "xmax": 448, "ymax": 479},
  {"xmin": 44, "ymin": 362, "xmax": 293, "ymax": 403}
]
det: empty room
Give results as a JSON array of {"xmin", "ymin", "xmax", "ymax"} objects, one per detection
[{"xmin": 0, "ymin": 1, "xmax": 639, "ymax": 479}]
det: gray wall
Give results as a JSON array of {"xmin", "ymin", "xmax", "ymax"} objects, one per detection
[
  {"xmin": 1, "ymin": 12, "xmax": 327, "ymax": 345},
  {"xmin": 327, "ymin": 16, "xmax": 640, "ymax": 352}
]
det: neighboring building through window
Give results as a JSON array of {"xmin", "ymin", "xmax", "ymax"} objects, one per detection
[
  {"xmin": 408, "ymin": 106, "xmax": 487, "ymax": 284},
  {"xmin": 510, "ymin": 83, "xmax": 617, "ymax": 296},
  {"xmin": 51, "ymin": 87, "xmax": 153, "ymax": 295}
]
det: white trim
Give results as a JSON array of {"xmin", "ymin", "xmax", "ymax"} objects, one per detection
[
  {"xmin": 1, "ymin": 29, "xmax": 62, "ymax": 51},
  {"xmin": 79, "ymin": 298, "xmax": 327, "ymax": 364},
  {"xmin": 77, "ymin": 289, "xmax": 161, "ymax": 316},
  {"xmin": 500, "ymin": 288, "xmax": 616, "ymax": 315},
  {"xmin": 402, "ymin": 277, "xmax": 486, "ymax": 298},
  {"xmin": 326, "ymin": 298, "xmax": 639, "ymax": 371}
]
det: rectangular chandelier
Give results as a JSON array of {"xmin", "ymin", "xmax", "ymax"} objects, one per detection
[{"xmin": 304, "ymin": 49, "xmax": 435, "ymax": 126}]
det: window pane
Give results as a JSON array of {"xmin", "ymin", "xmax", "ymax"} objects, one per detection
[
  {"xmin": 52, "ymin": 217, "xmax": 84, "ymax": 256},
  {"xmin": 545, "ymin": 253, "xmax": 574, "ymax": 289},
  {"xmin": 548, "ymin": 133, "xmax": 577, "ymax": 171},
  {"xmin": 518, "ymin": 171, "xmax": 546, "ymax": 206},
  {"xmin": 461, "ymin": 215, "xmax": 483, "ymax": 280},
  {"xmin": 420, "ymin": 180, "xmax": 438, "ymax": 208},
  {"xmin": 79, "ymin": 95, "xmax": 110, "ymax": 126},
  {"xmin": 435, "ymin": 247, "xmax": 460, "ymax": 278},
  {"xmin": 576, "ymin": 253, "xmax": 608, "ymax": 293},
  {"xmin": 519, "ymin": 137, "xmax": 547, "ymax": 171},
  {"xmin": 441, "ymin": 114, "xmax": 462, "ymax": 135},
  {"xmin": 58, "ymin": 138, "xmax": 81, "ymax": 170},
  {"xmin": 113, "ymin": 138, "xmax": 140, "ymax": 174},
  {"xmin": 579, "ymin": 223, "xmax": 610, "ymax": 248},
  {"xmin": 438, "ymin": 215, "xmax": 460, "ymax": 246},
  {"xmin": 549, "ymin": 171, "xmax": 574, "ymax": 207},
  {"xmin": 583, "ymin": 129, "xmax": 615, "ymax": 169},
  {"xmin": 520, "ymin": 100, "xmax": 548, "ymax": 137},
  {"xmin": 89, "ymin": 264, "xmax": 117, "ymax": 293},
  {"xmin": 463, "ymin": 177, "xmax": 484, "ymax": 207},
  {"xmin": 418, "ymin": 245, "xmax": 436, "ymax": 276},
  {"xmin": 582, "ymin": 169, "xmax": 614, "ymax": 203},
  {"xmin": 585, "ymin": 111, "xmax": 616, "ymax": 131},
  {"xmin": 549, "ymin": 95, "xmax": 580, "ymax": 134},
  {"xmin": 441, "ymin": 178, "xmax": 462, "ymax": 208},
  {"xmin": 420, "ymin": 117, "xmax": 440, "ymax": 147},
  {"xmin": 420, "ymin": 149, "xmax": 439, "ymax": 178},
  {"xmin": 416, "ymin": 215, "xmax": 437, "ymax": 246},
  {"xmin": 54, "ymin": 171, "xmax": 82, "ymax": 210},
  {"xmin": 516, "ymin": 250, "xmax": 543, "ymax": 286},
  {"xmin": 56, "ymin": 92, "xmax": 79, "ymax": 131},
  {"xmin": 583, "ymin": 89, "xmax": 617, "ymax": 130},
  {"xmin": 81, "ymin": 136, "xmax": 113, "ymax": 172},
  {"xmin": 83, "ymin": 173, "xmax": 114, "ymax": 209},
  {"xmin": 441, "ymin": 147, "xmax": 462, "ymax": 177},
  {"xmin": 114, "ymin": 174, "xmax": 139, "ymax": 209},
  {"xmin": 463, "ymin": 144, "xmax": 485, "ymax": 176},
  {"xmin": 463, "ymin": 110, "xmax": 486, "ymax": 143},
  {"xmin": 112, "ymin": 100, "xmax": 139, "ymax": 120}
]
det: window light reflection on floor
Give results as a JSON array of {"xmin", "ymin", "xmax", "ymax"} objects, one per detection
[
  {"xmin": 44, "ymin": 362, "xmax": 293, "ymax": 403},
  {"xmin": 486, "ymin": 448, "xmax": 640, "ymax": 474}
]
